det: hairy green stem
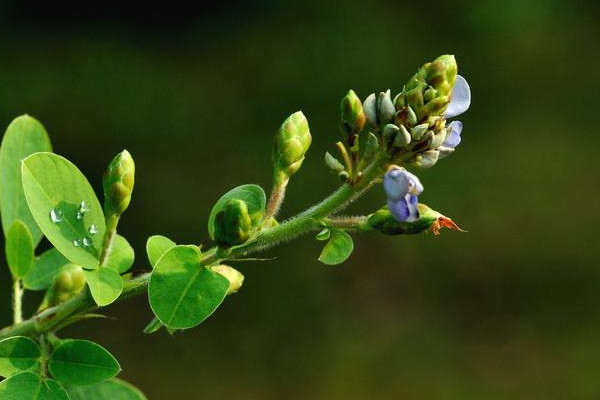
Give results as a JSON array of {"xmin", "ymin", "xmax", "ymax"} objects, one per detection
[
  {"xmin": 0, "ymin": 153, "xmax": 391, "ymax": 340},
  {"xmin": 263, "ymin": 178, "xmax": 288, "ymax": 223},
  {"xmin": 99, "ymin": 214, "xmax": 119, "ymax": 266}
]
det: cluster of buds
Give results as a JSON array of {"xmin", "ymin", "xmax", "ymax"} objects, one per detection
[
  {"xmin": 362, "ymin": 55, "xmax": 470, "ymax": 169},
  {"xmin": 214, "ymin": 198, "xmax": 255, "ymax": 248},
  {"xmin": 42, "ymin": 264, "xmax": 86, "ymax": 307},
  {"xmin": 272, "ymin": 111, "xmax": 312, "ymax": 186},
  {"xmin": 103, "ymin": 150, "xmax": 135, "ymax": 218}
]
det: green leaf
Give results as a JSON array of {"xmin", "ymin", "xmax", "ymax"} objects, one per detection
[
  {"xmin": 149, "ymin": 245, "xmax": 229, "ymax": 329},
  {"xmin": 67, "ymin": 378, "xmax": 147, "ymax": 400},
  {"xmin": 0, "ymin": 372, "xmax": 69, "ymax": 400},
  {"xmin": 208, "ymin": 184, "xmax": 266, "ymax": 239},
  {"xmin": 318, "ymin": 229, "xmax": 354, "ymax": 265},
  {"xmin": 0, "ymin": 337, "xmax": 40, "ymax": 377},
  {"xmin": 21, "ymin": 152, "xmax": 106, "ymax": 269},
  {"xmin": 145, "ymin": 235, "xmax": 175, "ymax": 268},
  {"xmin": 83, "ymin": 268, "xmax": 124, "ymax": 306},
  {"xmin": 0, "ymin": 115, "xmax": 53, "ymax": 246},
  {"xmin": 23, "ymin": 248, "xmax": 72, "ymax": 291},
  {"xmin": 103, "ymin": 235, "xmax": 134, "ymax": 274},
  {"xmin": 48, "ymin": 339, "xmax": 120, "ymax": 386},
  {"xmin": 5, "ymin": 220, "xmax": 35, "ymax": 278}
]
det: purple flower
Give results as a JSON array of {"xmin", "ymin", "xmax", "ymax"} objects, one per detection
[
  {"xmin": 383, "ymin": 167, "xmax": 423, "ymax": 222},
  {"xmin": 438, "ymin": 75, "xmax": 470, "ymax": 158}
]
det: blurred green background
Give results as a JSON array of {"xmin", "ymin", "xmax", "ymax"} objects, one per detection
[{"xmin": 1, "ymin": 0, "xmax": 599, "ymax": 398}]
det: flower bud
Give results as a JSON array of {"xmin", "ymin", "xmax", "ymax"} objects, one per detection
[
  {"xmin": 404, "ymin": 55, "xmax": 458, "ymax": 121},
  {"xmin": 211, "ymin": 264, "xmax": 244, "ymax": 295},
  {"xmin": 377, "ymin": 90, "xmax": 396, "ymax": 125},
  {"xmin": 44, "ymin": 264, "xmax": 86, "ymax": 306},
  {"xmin": 272, "ymin": 111, "xmax": 312, "ymax": 184},
  {"xmin": 340, "ymin": 90, "xmax": 366, "ymax": 135},
  {"xmin": 214, "ymin": 198, "xmax": 253, "ymax": 248},
  {"xmin": 103, "ymin": 150, "xmax": 135, "ymax": 217},
  {"xmin": 324, "ymin": 152, "xmax": 345, "ymax": 173},
  {"xmin": 361, "ymin": 132, "xmax": 380, "ymax": 164},
  {"xmin": 360, "ymin": 203, "xmax": 463, "ymax": 236},
  {"xmin": 393, "ymin": 125, "xmax": 411, "ymax": 148}
]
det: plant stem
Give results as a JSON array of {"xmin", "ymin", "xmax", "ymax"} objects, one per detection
[
  {"xmin": 324, "ymin": 216, "xmax": 366, "ymax": 230},
  {"xmin": 263, "ymin": 178, "xmax": 288, "ymax": 223},
  {"xmin": 98, "ymin": 214, "xmax": 119, "ymax": 266},
  {"xmin": 12, "ymin": 278, "xmax": 23, "ymax": 324},
  {"xmin": 0, "ymin": 153, "xmax": 391, "ymax": 340}
]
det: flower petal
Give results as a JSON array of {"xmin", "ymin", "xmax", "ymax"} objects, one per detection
[
  {"xmin": 445, "ymin": 75, "xmax": 471, "ymax": 119},
  {"xmin": 388, "ymin": 195, "xmax": 420, "ymax": 223},
  {"xmin": 443, "ymin": 120, "xmax": 463, "ymax": 148}
]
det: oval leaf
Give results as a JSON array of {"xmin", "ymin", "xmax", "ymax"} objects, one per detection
[
  {"xmin": 103, "ymin": 235, "xmax": 134, "ymax": 273},
  {"xmin": 67, "ymin": 378, "xmax": 147, "ymax": 400},
  {"xmin": 0, "ymin": 115, "xmax": 53, "ymax": 245},
  {"xmin": 146, "ymin": 235, "xmax": 176, "ymax": 268},
  {"xmin": 5, "ymin": 220, "xmax": 34, "ymax": 278},
  {"xmin": 23, "ymin": 248, "xmax": 72, "ymax": 291},
  {"xmin": 48, "ymin": 340, "xmax": 120, "ymax": 386},
  {"xmin": 207, "ymin": 184, "xmax": 266, "ymax": 239},
  {"xmin": 149, "ymin": 245, "xmax": 229, "ymax": 329},
  {"xmin": 0, "ymin": 336, "xmax": 40, "ymax": 377},
  {"xmin": 84, "ymin": 268, "xmax": 124, "ymax": 306},
  {"xmin": 21, "ymin": 152, "xmax": 106, "ymax": 268},
  {"xmin": 0, "ymin": 372, "xmax": 69, "ymax": 400},
  {"xmin": 318, "ymin": 229, "xmax": 354, "ymax": 265}
]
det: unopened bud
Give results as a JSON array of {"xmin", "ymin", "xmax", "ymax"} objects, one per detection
[
  {"xmin": 393, "ymin": 125, "xmax": 411, "ymax": 148},
  {"xmin": 324, "ymin": 152, "xmax": 345, "ymax": 173},
  {"xmin": 103, "ymin": 150, "xmax": 135, "ymax": 217},
  {"xmin": 340, "ymin": 90, "xmax": 366, "ymax": 135},
  {"xmin": 214, "ymin": 199, "xmax": 253, "ymax": 248},
  {"xmin": 211, "ymin": 264, "xmax": 244, "ymax": 295},
  {"xmin": 272, "ymin": 111, "xmax": 312, "ymax": 184}
]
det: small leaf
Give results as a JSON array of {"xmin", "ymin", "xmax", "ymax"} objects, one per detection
[
  {"xmin": 208, "ymin": 184, "xmax": 266, "ymax": 239},
  {"xmin": 23, "ymin": 248, "xmax": 72, "ymax": 291},
  {"xmin": 5, "ymin": 220, "xmax": 34, "ymax": 278},
  {"xmin": 0, "ymin": 336, "xmax": 40, "ymax": 377},
  {"xmin": 48, "ymin": 339, "xmax": 120, "ymax": 386},
  {"xmin": 84, "ymin": 268, "xmax": 124, "ymax": 306},
  {"xmin": 146, "ymin": 235, "xmax": 176, "ymax": 268},
  {"xmin": 0, "ymin": 371, "xmax": 69, "ymax": 400},
  {"xmin": 318, "ymin": 229, "xmax": 354, "ymax": 265},
  {"xmin": 315, "ymin": 227, "xmax": 331, "ymax": 241},
  {"xmin": 149, "ymin": 245, "xmax": 229, "ymax": 329},
  {"xmin": 103, "ymin": 235, "xmax": 134, "ymax": 273},
  {"xmin": 0, "ymin": 115, "xmax": 53, "ymax": 245},
  {"xmin": 67, "ymin": 378, "xmax": 148, "ymax": 400},
  {"xmin": 21, "ymin": 153, "xmax": 106, "ymax": 269}
]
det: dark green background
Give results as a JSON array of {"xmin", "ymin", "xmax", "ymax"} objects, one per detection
[{"xmin": 1, "ymin": 0, "xmax": 599, "ymax": 398}]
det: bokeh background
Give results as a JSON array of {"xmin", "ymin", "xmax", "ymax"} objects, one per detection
[{"xmin": 1, "ymin": 0, "xmax": 599, "ymax": 398}]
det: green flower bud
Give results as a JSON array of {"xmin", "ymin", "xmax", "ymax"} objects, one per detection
[
  {"xmin": 211, "ymin": 264, "xmax": 244, "ymax": 295},
  {"xmin": 378, "ymin": 90, "xmax": 395, "ymax": 125},
  {"xmin": 272, "ymin": 111, "xmax": 312, "ymax": 184},
  {"xmin": 409, "ymin": 150, "xmax": 440, "ymax": 169},
  {"xmin": 324, "ymin": 152, "xmax": 345, "ymax": 173},
  {"xmin": 43, "ymin": 264, "xmax": 86, "ymax": 307},
  {"xmin": 411, "ymin": 123, "xmax": 429, "ymax": 140},
  {"xmin": 360, "ymin": 203, "xmax": 463, "ymax": 235},
  {"xmin": 363, "ymin": 93, "xmax": 378, "ymax": 127},
  {"xmin": 214, "ymin": 198, "xmax": 253, "ymax": 248},
  {"xmin": 340, "ymin": 90, "xmax": 366, "ymax": 135},
  {"xmin": 393, "ymin": 125, "xmax": 411, "ymax": 148},
  {"xmin": 404, "ymin": 55, "xmax": 457, "ymax": 121},
  {"xmin": 103, "ymin": 150, "xmax": 135, "ymax": 217},
  {"xmin": 382, "ymin": 123, "xmax": 399, "ymax": 144},
  {"xmin": 362, "ymin": 131, "xmax": 380, "ymax": 164}
]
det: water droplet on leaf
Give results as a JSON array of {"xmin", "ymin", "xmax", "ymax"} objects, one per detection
[
  {"xmin": 76, "ymin": 211, "xmax": 84, "ymax": 221},
  {"xmin": 73, "ymin": 238, "xmax": 82, "ymax": 247},
  {"xmin": 88, "ymin": 224, "xmax": 98, "ymax": 235},
  {"xmin": 50, "ymin": 208, "xmax": 64, "ymax": 223},
  {"xmin": 82, "ymin": 237, "xmax": 92, "ymax": 247},
  {"xmin": 79, "ymin": 201, "xmax": 90, "ymax": 213}
]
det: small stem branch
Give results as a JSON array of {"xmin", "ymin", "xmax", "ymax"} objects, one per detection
[
  {"xmin": 12, "ymin": 278, "xmax": 23, "ymax": 324},
  {"xmin": 336, "ymin": 141, "xmax": 353, "ymax": 176},
  {"xmin": 324, "ymin": 216, "xmax": 366, "ymax": 230},
  {"xmin": 0, "ymin": 152, "xmax": 393, "ymax": 340},
  {"xmin": 99, "ymin": 214, "xmax": 119, "ymax": 266},
  {"xmin": 263, "ymin": 178, "xmax": 288, "ymax": 223}
]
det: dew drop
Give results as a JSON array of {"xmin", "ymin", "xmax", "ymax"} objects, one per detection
[
  {"xmin": 88, "ymin": 224, "xmax": 98, "ymax": 235},
  {"xmin": 73, "ymin": 238, "xmax": 82, "ymax": 247},
  {"xmin": 50, "ymin": 208, "xmax": 64, "ymax": 223},
  {"xmin": 76, "ymin": 211, "xmax": 84, "ymax": 221},
  {"xmin": 82, "ymin": 237, "xmax": 92, "ymax": 247},
  {"xmin": 79, "ymin": 201, "xmax": 90, "ymax": 213}
]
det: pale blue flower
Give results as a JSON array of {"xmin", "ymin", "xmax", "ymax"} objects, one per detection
[{"xmin": 383, "ymin": 167, "xmax": 423, "ymax": 222}]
